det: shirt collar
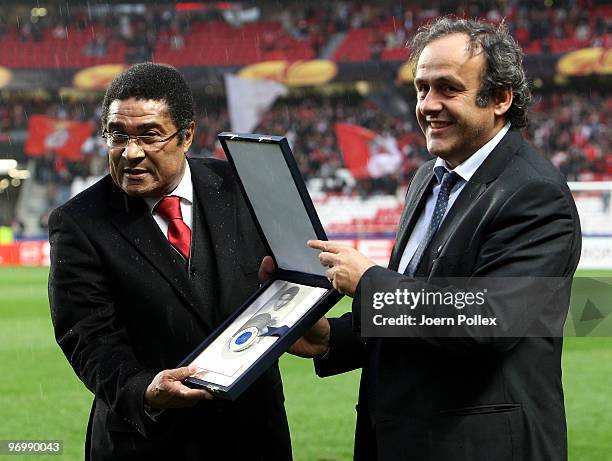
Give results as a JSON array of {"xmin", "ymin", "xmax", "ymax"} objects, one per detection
[
  {"xmin": 433, "ymin": 122, "xmax": 511, "ymax": 183},
  {"xmin": 144, "ymin": 159, "xmax": 193, "ymax": 212}
]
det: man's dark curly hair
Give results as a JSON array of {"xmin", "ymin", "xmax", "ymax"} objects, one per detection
[
  {"xmin": 101, "ymin": 63, "xmax": 195, "ymax": 144},
  {"xmin": 408, "ymin": 16, "xmax": 532, "ymax": 128}
]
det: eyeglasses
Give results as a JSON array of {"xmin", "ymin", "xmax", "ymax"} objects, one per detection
[{"xmin": 102, "ymin": 129, "xmax": 181, "ymax": 152}]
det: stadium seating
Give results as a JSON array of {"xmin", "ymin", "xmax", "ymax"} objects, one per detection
[
  {"xmin": 0, "ymin": 21, "xmax": 314, "ymax": 68},
  {"xmin": 314, "ymin": 194, "xmax": 403, "ymax": 236},
  {"xmin": 313, "ymin": 191, "xmax": 612, "ymax": 239},
  {"xmin": 2, "ymin": 2, "xmax": 609, "ymax": 69},
  {"xmin": 155, "ymin": 21, "xmax": 314, "ymax": 66},
  {"xmin": 1, "ymin": 2, "xmax": 609, "ymax": 239},
  {"xmin": 0, "ymin": 27, "xmax": 126, "ymax": 68}
]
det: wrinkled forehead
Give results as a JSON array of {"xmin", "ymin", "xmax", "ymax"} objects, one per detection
[
  {"xmin": 106, "ymin": 98, "xmax": 173, "ymax": 130},
  {"xmin": 107, "ymin": 97, "xmax": 170, "ymax": 116},
  {"xmin": 418, "ymin": 33, "xmax": 478, "ymax": 64},
  {"xmin": 415, "ymin": 33, "xmax": 485, "ymax": 79}
]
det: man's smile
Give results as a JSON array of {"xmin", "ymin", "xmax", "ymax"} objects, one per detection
[
  {"xmin": 426, "ymin": 120, "xmax": 454, "ymax": 135},
  {"xmin": 428, "ymin": 121, "xmax": 453, "ymax": 129}
]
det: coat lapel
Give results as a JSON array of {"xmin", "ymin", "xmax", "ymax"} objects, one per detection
[
  {"xmin": 189, "ymin": 159, "xmax": 240, "ymax": 319},
  {"xmin": 389, "ymin": 162, "xmax": 435, "ymax": 271},
  {"xmin": 422, "ymin": 129, "xmax": 523, "ymax": 260},
  {"xmin": 424, "ymin": 180, "xmax": 487, "ymax": 259},
  {"xmin": 109, "ymin": 180, "xmax": 213, "ymax": 330}
]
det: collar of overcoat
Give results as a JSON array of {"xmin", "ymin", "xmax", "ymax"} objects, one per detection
[{"xmin": 108, "ymin": 158, "xmax": 238, "ymax": 332}]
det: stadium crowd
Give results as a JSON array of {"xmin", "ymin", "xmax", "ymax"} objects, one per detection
[
  {"xmin": 1, "ymin": 1, "xmax": 609, "ymax": 233},
  {"xmin": 3, "ymin": 89, "xmax": 609, "ymax": 227},
  {"xmin": 1, "ymin": 0, "xmax": 609, "ymax": 63},
  {"xmin": 527, "ymin": 91, "xmax": 611, "ymax": 180}
]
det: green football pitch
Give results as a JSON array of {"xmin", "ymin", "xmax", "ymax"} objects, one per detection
[{"xmin": 1, "ymin": 266, "xmax": 611, "ymax": 460}]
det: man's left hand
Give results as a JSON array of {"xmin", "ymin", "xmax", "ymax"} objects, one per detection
[{"xmin": 308, "ymin": 240, "xmax": 376, "ymax": 296}]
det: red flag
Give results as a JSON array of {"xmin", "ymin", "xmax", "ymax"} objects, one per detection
[
  {"xmin": 335, "ymin": 123, "xmax": 377, "ymax": 180},
  {"xmin": 335, "ymin": 123, "xmax": 402, "ymax": 180},
  {"xmin": 25, "ymin": 115, "xmax": 96, "ymax": 161},
  {"xmin": 213, "ymin": 144, "xmax": 227, "ymax": 160}
]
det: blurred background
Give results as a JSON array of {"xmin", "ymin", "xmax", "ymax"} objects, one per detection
[{"xmin": 0, "ymin": 1, "xmax": 610, "ymax": 460}]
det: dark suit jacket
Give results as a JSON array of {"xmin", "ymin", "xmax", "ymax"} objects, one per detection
[
  {"xmin": 316, "ymin": 130, "xmax": 581, "ymax": 461},
  {"xmin": 48, "ymin": 158, "xmax": 291, "ymax": 460}
]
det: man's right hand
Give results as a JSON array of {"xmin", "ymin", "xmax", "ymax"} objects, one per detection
[
  {"xmin": 289, "ymin": 317, "xmax": 331, "ymax": 358},
  {"xmin": 258, "ymin": 255, "xmax": 275, "ymax": 283},
  {"xmin": 145, "ymin": 366, "xmax": 212, "ymax": 409}
]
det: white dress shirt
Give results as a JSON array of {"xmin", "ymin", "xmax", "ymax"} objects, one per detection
[
  {"xmin": 144, "ymin": 160, "xmax": 193, "ymax": 237},
  {"xmin": 397, "ymin": 123, "xmax": 511, "ymax": 274}
]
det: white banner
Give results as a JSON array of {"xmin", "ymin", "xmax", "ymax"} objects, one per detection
[
  {"xmin": 335, "ymin": 237, "xmax": 612, "ymax": 271},
  {"xmin": 221, "ymin": 7, "xmax": 261, "ymax": 27},
  {"xmin": 578, "ymin": 237, "xmax": 612, "ymax": 270},
  {"xmin": 224, "ymin": 74, "xmax": 287, "ymax": 133}
]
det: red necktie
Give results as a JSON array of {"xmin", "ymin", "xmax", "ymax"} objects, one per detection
[{"xmin": 155, "ymin": 195, "xmax": 191, "ymax": 260}]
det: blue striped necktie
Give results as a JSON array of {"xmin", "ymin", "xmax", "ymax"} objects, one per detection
[{"xmin": 404, "ymin": 167, "xmax": 461, "ymax": 276}]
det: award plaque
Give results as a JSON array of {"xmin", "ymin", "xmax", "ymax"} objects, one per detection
[{"xmin": 179, "ymin": 132, "xmax": 342, "ymax": 400}]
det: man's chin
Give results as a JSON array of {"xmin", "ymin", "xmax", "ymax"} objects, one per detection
[
  {"xmin": 426, "ymin": 143, "xmax": 452, "ymax": 160},
  {"xmin": 121, "ymin": 183, "xmax": 155, "ymax": 198}
]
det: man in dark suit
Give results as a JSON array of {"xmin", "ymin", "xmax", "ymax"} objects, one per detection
[
  {"xmin": 299, "ymin": 18, "xmax": 581, "ymax": 460},
  {"xmin": 48, "ymin": 63, "xmax": 291, "ymax": 460}
]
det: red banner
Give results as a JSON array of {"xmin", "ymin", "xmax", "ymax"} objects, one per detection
[
  {"xmin": 24, "ymin": 115, "xmax": 95, "ymax": 161},
  {"xmin": 0, "ymin": 239, "xmax": 394, "ymax": 268},
  {"xmin": 335, "ymin": 123, "xmax": 377, "ymax": 180},
  {"xmin": 0, "ymin": 241, "xmax": 50, "ymax": 267},
  {"xmin": 335, "ymin": 123, "xmax": 403, "ymax": 180}
]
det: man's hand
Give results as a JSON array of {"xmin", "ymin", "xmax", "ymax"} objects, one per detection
[
  {"xmin": 258, "ymin": 255, "xmax": 275, "ymax": 283},
  {"xmin": 145, "ymin": 366, "xmax": 212, "ymax": 409},
  {"xmin": 308, "ymin": 240, "xmax": 376, "ymax": 296},
  {"xmin": 289, "ymin": 317, "xmax": 331, "ymax": 358}
]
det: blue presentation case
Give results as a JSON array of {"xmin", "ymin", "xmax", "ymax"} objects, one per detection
[{"xmin": 179, "ymin": 132, "xmax": 342, "ymax": 400}]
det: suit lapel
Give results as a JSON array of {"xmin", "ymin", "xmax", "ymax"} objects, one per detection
[
  {"xmin": 109, "ymin": 181, "xmax": 213, "ymax": 330},
  {"xmin": 422, "ymin": 129, "xmax": 523, "ymax": 261},
  {"xmin": 189, "ymin": 159, "xmax": 240, "ymax": 319},
  {"xmin": 424, "ymin": 180, "xmax": 487, "ymax": 259},
  {"xmin": 389, "ymin": 163, "xmax": 435, "ymax": 271}
]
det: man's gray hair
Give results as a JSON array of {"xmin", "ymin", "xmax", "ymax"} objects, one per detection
[{"xmin": 409, "ymin": 16, "xmax": 532, "ymax": 128}]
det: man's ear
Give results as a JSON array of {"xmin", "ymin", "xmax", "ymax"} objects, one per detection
[
  {"xmin": 493, "ymin": 87, "xmax": 513, "ymax": 116},
  {"xmin": 182, "ymin": 121, "xmax": 196, "ymax": 152}
]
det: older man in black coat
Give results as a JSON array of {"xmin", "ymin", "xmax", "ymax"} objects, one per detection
[{"xmin": 49, "ymin": 63, "xmax": 291, "ymax": 460}]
